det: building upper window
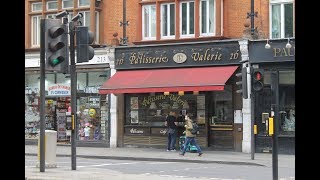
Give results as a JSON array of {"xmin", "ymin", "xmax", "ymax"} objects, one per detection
[
  {"xmin": 32, "ymin": 2, "xmax": 42, "ymax": 12},
  {"xmin": 62, "ymin": 0, "xmax": 74, "ymax": 9},
  {"xmin": 142, "ymin": 5, "xmax": 156, "ymax": 40},
  {"xmin": 47, "ymin": 1, "xmax": 58, "ymax": 10},
  {"xmin": 270, "ymin": 0, "xmax": 294, "ymax": 38},
  {"xmin": 79, "ymin": 0, "xmax": 90, "ymax": 7},
  {"xmin": 161, "ymin": 3, "xmax": 175, "ymax": 39},
  {"xmin": 31, "ymin": 16, "xmax": 41, "ymax": 47},
  {"xmin": 200, "ymin": 0, "xmax": 215, "ymax": 36},
  {"xmin": 180, "ymin": 1, "xmax": 195, "ymax": 37}
]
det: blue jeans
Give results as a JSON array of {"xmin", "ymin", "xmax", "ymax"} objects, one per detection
[
  {"xmin": 181, "ymin": 137, "xmax": 202, "ymax": 154},
  {"xmin": 167, "ymin": 129, "xmax": 177, "ymax": 150}
]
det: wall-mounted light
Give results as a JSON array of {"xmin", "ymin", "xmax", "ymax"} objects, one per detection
[
  {"xmin": 265, "ymin": 39, "xmax": 271, "ymax": 49},
  {"xmin": 286, "ymin": 38, "xmax": 292, "ymax": 49},
  {"xmin": 164, "ymin": 92, "xmax": 170, "ymax": 95},
  {"xmin": 193, "ymin": 91, "xmax": 199, "ymax": 95},
  {"xmin": 178, "ymin": 91, "xmax": 184, "ymax": 96}
]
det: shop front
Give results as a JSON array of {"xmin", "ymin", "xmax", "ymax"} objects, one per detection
[
  {"xmin": 99, "ymin": 40, "xmax": 247, "ymax": 151},
  {"xmin": 248, "ymin": 38, "xmax": 295, "ymax": 154},
  {"xmin": 25, "ymin": 48, "xmax": 113, "ymax": 146}
]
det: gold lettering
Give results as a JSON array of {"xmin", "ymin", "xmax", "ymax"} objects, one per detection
[
  {"xmin": 273, "ymin": 48, "xmax": 281, "ymax": 57},
  {"xmin": 192, "ymin": 53, "xmax": 200, "ymax": 61}
]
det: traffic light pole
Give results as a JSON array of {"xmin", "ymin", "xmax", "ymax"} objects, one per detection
[
  {"xmin": 39, "ymin": 19, "xmax": 46, "ymax": 172},
  {"xmin": 271, "ymin": 71, "xmax": 279, "ymax": 180},
  {"xmin": 69, "ymin": 21, "xmax": 77, "ymax": 170}
]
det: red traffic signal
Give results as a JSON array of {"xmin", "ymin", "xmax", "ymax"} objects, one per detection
[{"xmin": 252, "ymin": 69, "xmax": 264, "ymax": 92}]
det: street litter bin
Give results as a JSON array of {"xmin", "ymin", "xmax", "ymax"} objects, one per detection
[{"xmin": 37, "ymin": 130, "xmax": 57, "ymax": 168}]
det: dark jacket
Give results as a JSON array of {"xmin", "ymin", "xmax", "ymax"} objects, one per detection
[{"xmin": 166, "ymin": 115, "xmax": 177, "ymax": 129}]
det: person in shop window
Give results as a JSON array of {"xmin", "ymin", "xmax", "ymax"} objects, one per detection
[
  {"xmin": 84, "ymin": 123, "xmax": 91, "ymax": 140},
  {"xmin": 165, "ymin": 111, "xmax": 178, "ymax": 151},
  {"xmin": 282, "ymin": 108, "xmax": 295, "ymax": 132}
]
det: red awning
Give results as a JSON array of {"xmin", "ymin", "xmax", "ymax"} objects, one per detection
[{"xmin": 98, "ymin": 66, "xmax": 239, "ymax": 94}]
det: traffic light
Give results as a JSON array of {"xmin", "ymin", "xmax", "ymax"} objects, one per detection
[
  {"xmin": 235, "ymin": 67, "xmax": 248, "ymax": 99},
  {"xmin": 76, "ymin": 26, "xmax": 95, "ymax": 63},
  {"xmin": 252, "ymin": 68, "xmax": 264, "ymax": 92},
  {"xmin": 45, "ymin": 19, "xmax": 69, "ymax": 73}
]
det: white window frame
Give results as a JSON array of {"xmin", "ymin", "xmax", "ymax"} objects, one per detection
[
  {"xmin": 161, "ymin": 3, "xmax": 175, "ymax": 39},
  {"xmin": 180, "ymin": 1, "xmax": 195, "ymax": 38},
  {"xmin": 79, "ymin": 11, "xmax": 90, "ymax": 27},
  {"xmin": 47, "ymin": 1, "xmax": 58, "ymax": 11},
  {"xmin": 62, "ymin": 0, "xmax": 74, "ymax": 9},
  {"xmin": 269, "ymin": 0, "xmax": 294, "ymax": 39},
  {"xmin": 31, "ymin": 2, "xmax": 42, "ymax": 12},
  {"xmin": 200, "ymin": 0, "xmax": 215, "ymax": 36},
  {"xmin": 31, "ymin": 16, "xmax": 41, "ymax": 47},
  {"xmin": 78, "ymin": 0, "xmax": 90, "ymax": 7},
  {"xmin": 95, "ymin": 11, "xmax": 99, "ymax": 44},
  {"xmin": 142, "ymin": 5, "xmax": 156, "ymax": 40}
]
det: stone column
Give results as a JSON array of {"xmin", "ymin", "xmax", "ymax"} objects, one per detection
[
  {"xmin": 108, "ymin": 51, "xmax": 118, "ymax": 148},
  {"xmin": 239, "ymin": 39, "xmax": 252, "ymax": 153}
]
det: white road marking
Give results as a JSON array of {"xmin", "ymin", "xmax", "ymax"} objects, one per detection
[{"xmin": 77, "ymin": 162, "xmax": 138, "ymax": 168}]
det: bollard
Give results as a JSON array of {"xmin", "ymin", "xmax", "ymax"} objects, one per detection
[{"xmin": 37, "ymin": 130, "xmax": 57, "ymax": 168}]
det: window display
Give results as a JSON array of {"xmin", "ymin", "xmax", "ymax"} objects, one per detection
[
  {"xmin": 77, "ymin": 96, "xmax": 103, "ymax": 141},
  {"xmin": 125, "ymin": 93, "xmax": 201, "ymax": 127}
]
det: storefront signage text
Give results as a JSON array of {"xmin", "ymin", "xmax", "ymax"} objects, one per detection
[
  {"xmin": 160, "ymin": 129, "xmax": 167, "ymax": 135},
  {"xmin": 141, "ymin": 94, "xmax": 185, "ymax": 108},
  {"xmin": 48, "ymin": 84, "xmax": 71, "ymax": 96},
  {"xmin": 115, "ymin": 41, "xmax": 242, "ymax": 69},
  {"xmin": 130, "ymin": 128, "xmax": 144, "ymax": 134},
  {"xmin": 273, "ymin": 47, "xmax": 295, "ymax": 57},
  {"xmin": 249, "ymin": 39, "xmax": 295, "ymax": 63}
]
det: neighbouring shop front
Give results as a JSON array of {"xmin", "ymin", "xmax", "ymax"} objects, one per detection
[
  {"xmin": 99, "ymin": 40, "xmax": 247, "ymax": 151},
  {"xmin": 249, "ymin": 38, "xmax": 295, "ymax": 154},
  {"xmin": 25, "ymin": 48, "xmax": 113, "ymax": 146}
]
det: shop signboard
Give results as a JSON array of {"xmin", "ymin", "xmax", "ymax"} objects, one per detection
[
  {"xmin": 115, "ymin": 40, "xmax": 242, "ymax": 70},
  {"xmin": 48, "ymin": 84, "xmax": 71, "ymax": 96}
]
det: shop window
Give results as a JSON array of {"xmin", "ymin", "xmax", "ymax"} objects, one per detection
[
  {"xmin": 279, "ymin": 84, "xmax": 295, "ymax": 134},
  {"xmin": 142, "ymin": 5, "xmax": 156, "ymax": 40},
  {"xmin": 161, "ymin": 3, "xmax": 175, "ymax": 39},
  {"xmin": 211, "ymin": 85, "xmax": 233, "ymax": 124},
  {"xmin": 125, "ymin": 93, "xmax": 204, "ymax": 126},
  {"xmin": 270, "ymin": 0, "xmax": 294, "ymax": 38}
]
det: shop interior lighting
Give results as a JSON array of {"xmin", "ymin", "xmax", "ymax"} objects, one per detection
[
  {"xmin": 164, "ymin": 92, "xmax": 170, "ymax": 95},
  {"xmin": 178, "ymin": 91, "xmax": 184, "ymax": 96},
  {"xmin": 286, "ymin": 38, "xmax": 292, "ymax": 49},
  {"xmin": 193, "ymin": 91, "xmax": 199, "ymax": 95},
  {"xmin": 265, "ymin": 39, "xmax": 271, "ymax": 49}
]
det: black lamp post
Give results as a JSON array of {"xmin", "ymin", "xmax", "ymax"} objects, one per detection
[{"xmin": 247, "ymin": 0, "xmax": 258, "ymax": 35}]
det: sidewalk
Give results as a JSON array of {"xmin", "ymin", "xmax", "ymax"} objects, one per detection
[{"xmin": 25, "ymin": 144, "xmax": 295, "ymax": 179}]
